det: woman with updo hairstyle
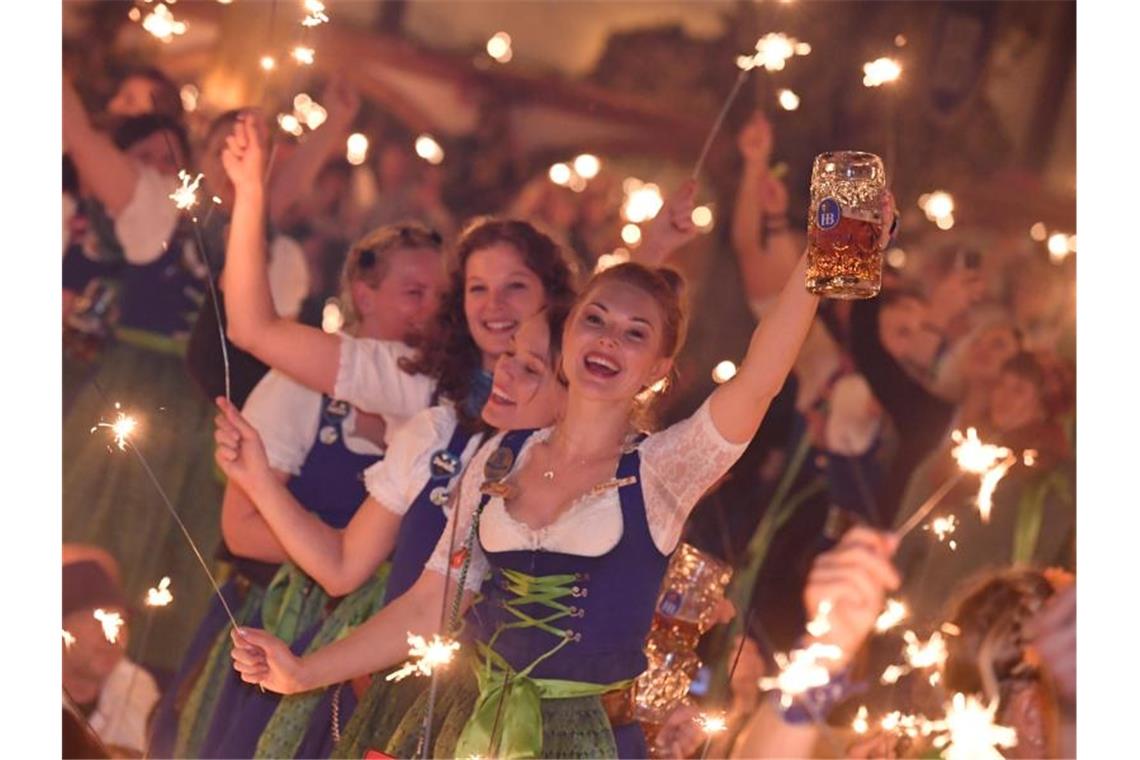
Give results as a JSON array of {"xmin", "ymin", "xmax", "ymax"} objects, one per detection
[{"xmin": 231, "ymin": 177, "xmax": 883, "ymax": 757}]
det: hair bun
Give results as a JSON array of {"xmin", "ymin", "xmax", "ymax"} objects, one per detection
[{"xmin": 656, "ymin": 267, "xmax": 686, "ymax": 300}]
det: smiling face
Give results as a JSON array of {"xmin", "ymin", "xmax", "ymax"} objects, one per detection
[
  {"xmin": 562, "ymin": 279, "xmax": 672, "ymax": 403},
  {"xmin": 482, "ymin": 313, "xmax": 567, "ymax": 430},
  {"xmin": 464, "ymin": 243, "xmax": 547, "ymax": 368}
]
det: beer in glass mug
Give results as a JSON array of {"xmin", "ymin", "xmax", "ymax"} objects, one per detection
[{"xmin": 805, "ymin": 151, "xmax": 886, "ymax": 299}]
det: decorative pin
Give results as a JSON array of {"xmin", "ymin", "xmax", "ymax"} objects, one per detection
[
  {"xmin": 429, "ymin": 450, "xmax": 462, "ymax": 480},
  {"xmin": 323, "ymin": 399, "xmax": 350, "ymax": 422},
  {"xmin": 429, "ymin": 486, "xmax": 450, "ymax": 506},
  {"xmin": 588, "ymin": 475, "xmax": 638, "ymax": 495},
  {"xmin": 483, "ymin": 446, "xmax": 515, "ymax": 482},
  {"xmin": 479, "ymin": 481, "xmax": 518, "ymax": 500},
  {"xmin": 319, "ymin": 425, "xmax": 339, "ymax": 445},
  {"xmin": 450, "ymin": 548, "xmax": 468, "ymax": 569}
]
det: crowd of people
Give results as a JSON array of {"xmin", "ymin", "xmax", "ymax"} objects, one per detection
[{"xmin": 62, "ymin": 63, "xmax": 1076, "ymax": 759}]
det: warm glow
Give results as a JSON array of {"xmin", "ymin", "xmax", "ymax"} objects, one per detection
[
  {"xmin": 322, "ymin": 299, "xmax": 345, "ymax": 333},
  {"xmin": 875, "ymin": 598, "xmax": 908, "ymax": 632},
  {"xmin": 712, "ymin": 360, "xmax": 737, "ymax": 384},
  {"xmin": 863, "ymin": 57, "xmax": 902, "ymax": 87},
  {"xmin": 180, "ymin": 84, "xmax": 199, "ymax": 113},
  {"xmin": 696, "ymin": 712, "xmax": 728, "ymax": 735},
  {"xmin": 415, "ymin": 135, "xmax": 445, "ymax": 165},
  {"xmin": 302, "ymin": 0, "xmax": 330, "ymax": 27},
  {"xmin": 622, "ymin": 180, "xmax": 664, "ymax": 223},
  {"xmin": 852, "ymin": 705, "xmax": 869, "ymax": 734},
  {"xmin": 486, "ymin": 32, "xmax": 513, "ymax": 63},
  {"xmin": 927, "ymin": 693, "xmax": 1018, "ymax": 760},
  {"xmin": 548, "ymin": 163, "xmax": 572, "ymax": 186},
  {"xmin": 621, "ymin": 223, "xmax": 642, "ymax": 246},
  {"xmin": 759, "ymin": 642, "xmax": 843, "ymax": 708},
  {"xmin": 146, "ymin": 577, "xmax": 173, "ymax": 607},
  {"xmin": 141, "ymin": 3, "xmax": 189, "ymax": 43},
  {"xmin": 278, "ymin": 113, "xmax": 303, "ymax": 137},
  {"xmin": 886, "ymin": 247, "xmax": 907, "ymax": 268},
  {"xmin": 94, "ymin": 609, "xmax": 124, "ymax": 644},
  {"xmin": 292, "ymin": 46, "xmax": 316, "ymax": 65},
  {"xmin": 573, "ymin": 154, "xmax": 601, "ymax": 180},
  {"xmin": 692, "ymin": 205, "xmax": 714, "ymax": 230},
  {"xmin": 920, "ymin": 191, "xmax": 955, "ymax": 220},
  {"xmin": 805, "ymin": 599, "xmax": 833, "ymax": 638},
  {"xmin": 346, "ymin": 133, "xmax": 369, "ymax": 166},
  {"xmin": 1029, "ymin": 222, "xmax": 1047, "ymax": 241},
  {"xmin": 777, "ymin": 88, "xmax": 800, "ymax": 111},
  {"xmin": 386, "ymin": 634, "xmax": 461, "ymax": 681},
  {"xmin": 594, "ymin": 249, "xmax": 630, "ymax": 274},
  {"xmin": 260, "ymin": 55, "xmax": 277, "ymax": 71}
]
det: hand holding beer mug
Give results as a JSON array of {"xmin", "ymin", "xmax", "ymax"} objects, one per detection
[{"xmin": 806, "ymin": 151, "xmax": 895, "ymax": 299}]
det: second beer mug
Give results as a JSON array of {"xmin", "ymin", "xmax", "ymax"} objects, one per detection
[{"xmin": 805, "ymin": 151, "xmax": 887, "ymax": 299}]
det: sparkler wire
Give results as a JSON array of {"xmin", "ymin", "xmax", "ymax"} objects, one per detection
[
  {"xmin": 894, "ymin": 471, "xmax": 966, "ymax": 540},
  {"xmin": 692, "ymin": 69, "xmax": 750, "ymax": 181}
]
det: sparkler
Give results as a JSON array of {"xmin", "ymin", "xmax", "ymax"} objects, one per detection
[
  {"xmin": 878, "ymin": 630, "xmax": 948, "ymax": 684},
  {"xmin": 146, "ymin": 576, "xmax": 174, "ymax": 607},
  {"xmin": 621, "ymin": 179, "xmax": 664, "ymax": 223},
  {"xmin": 696, "ymin": 711, "xmax": 728, "ymax": 760},
  {"xmin": 168, "ymin": 171, "xmax": 204, "ymax": 211},
  {"xmin": 852, "ymin": 705, "xmax": 869, "ymax": 734},
  {"xmin": 805, "ymin": 599, "xmax": 833, "ymax": 638},
  {"xmin": 927, "ymin": 514, "xmax": 959, "ymax": 550},
  {"xmin": 301, "ymin": 0, "xmax": 329, "ymax": 27},
  {"xmin": 62, "ymin": 629, "xmax": 76, "ymax": 649},
  {"xmin": 875, "ymin": 598, "xmax": 908, "ymax": 633},
  {"xmin": 140, "ymin": 3, "xmax": 188, "ymax": 43},
  {"xmin": 976, "ymin": 456, "xmax": 1016, "ymax": 522},
  {"xmin": 386, "ymin": 633, "xmax": 461, "ymax": 682},
  {"xmin": 862, "ymin": 57, "xmax": 902, "ymax": 88},
  {"xmin": 880, "ymin": 710, "xmax": 924, "ymax": 739},
  {"xmin": 292, "ymin": 46, "xmax": 315, "ymax": 65},
  {"xmin": 880, "ymin": 664, "xmax": 906, "ymax": 685},
  {"xmin": 94, "ymin": 609, "xmax": 124, "ymax": 644},
  {"xmin": 758, "ymin": 641, "xmax": 843, "ymax": 708},
  {"xmin": 926, "ymin": 693, "xmax": 1018, "ymax": 760},
  {"xmin": 91, "ymin": 404, "xmax": 137, "ymax": 451}
]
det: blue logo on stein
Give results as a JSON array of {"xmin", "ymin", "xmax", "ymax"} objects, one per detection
[
  {"xmin": 430, "ymin": 450, "xmax": 461, "ymax": 480},
  {"xmin": 658, "ymin": 589, "xmax": 684, "ymax": 617},
  {"xmin": 816, "ymin": 198, "xmax": 841, "ymax": 230}
]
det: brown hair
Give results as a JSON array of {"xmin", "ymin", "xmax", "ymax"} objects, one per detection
[
  {"xmin": 572, "ymin": 262, "xmax": 689, "ymax": 427},
  {"xmin": 943, "ymin": 568, "xmax": 1056, "ymax": 696},
  {"xmin": 1001, "ymin": 351, "xmax": 1075, "ymax": 421},
  {"xmin": 338, "ymin": 223, "xmax": 444, "ymax": 329},
  {"xmin": 399, "ymin": 217, "xmax": 579, "ymax": 427}
]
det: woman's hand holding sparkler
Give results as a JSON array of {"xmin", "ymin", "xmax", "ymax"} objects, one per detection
[
  {"xmin": 230, "ymin": 627, "xmax": 307, "ymax": 694},
  {"xmin": 638, "ymin": 179, "xmax": 699, "ymax": 266},
  {"xmin": 214, "ymin": 397, "xmax": 274, "ymax": 497},
  {"xmin": 803, "ymin": 526, "xmax": 901, "ymax": 671},
  {"xmin": 222, "ymin": 113, "xmax": 269, "ymax": 193}
]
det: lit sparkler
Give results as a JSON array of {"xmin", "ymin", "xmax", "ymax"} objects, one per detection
[
  {"xmin": 91, "ymin": 404, "xmax": 138, "ymax": 451},
  {"xmin": 903, "ymin": 630, "xmax": 948, "ymax": 671},
  {"xmin": 880, "ymin": 710, "xmax": 924, "ymax": 739},
  {"xmin": 696, "ymin": 712, "xmax": 728, "ymax": 735},
  {"xmin": 950, "ymin": 428, "xmax": 1010, "ymax": 474},
  {"xmin": 63, "ymin": 629, "xmax": 76, "ymax": 649},
  {"xmin": 169, "ymin": 171, "xmax": 204, "ymax": 211},
  {"xmin": 94, "ymin": 609, "xmax": 124, "ymax": 644},
  {"xmin": 746, "ymin": 33, "xmax": 812, "ymax": 72},
  {"xmin": 852, "ymin": 705, "xmax": 869, "ymax": 734},
  {"xmin": 881, "ymin": 664, "xmax": 906, "ymax": 685},
  {"xmin": 622, "ymin": 180, "xmax": 664, "ymax": 223},
  {"xmin": 146, "ymin": 576, "xmax": 174, "ymax": 607},
  {"xmin": 941, "ymin": 622, "xmax": 961, "ymax": 637},
  {"xmin": 758, "ymin": 641, "xmax": 843, "ymax": 708},
  {"xmin": 976, "ymin": 456, "xmax": 1016, "ymax": 522},
  {"xmin": 926, "ymin": 693, "xmax": 1018, "ymax": 760},
  {"xmin": 414, "ymin": 134, "xmax": 445, "ymax": 165},
  {"xmin": 140, "ymin": 3, "xmax": 188, "ymax": 43},
  {"xmin": 875, "ymin": 598, "xmax": 909, "ymax": 633},
  {"xmin": 301, "ymin": 0, "xmax": 329, "ymax": 27},
  {"xmin": 927, "ymin": 515, "xmax": 959, "ymax": 549},
  {"xmin": 386, "ymin": 634, "xmax": 461, "ymax": 682},
  {"xmin": 863, "ymin": 57, "xmax": 902, "ymax": 87},
  {"xmin": 805, "ymin": 599, "xmax": 833, "ymax": 638}
]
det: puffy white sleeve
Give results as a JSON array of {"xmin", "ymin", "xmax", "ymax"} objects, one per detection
[
  {"xmin": 240, "ymin": 370, "xmax": 321, "ymax": 476},
  {"xmin": 334, "ymin": 335, "xmax": 437, "ymax": 419},
  {"xmin": 638, "ymin": 398, "xmax": 750, "ymax": 554},
  {"xmin": 423, "ymin": 434, "xmax": 498, "ymax": 591},
  {"xmin": 267, "ymin": 234, "xmax": 310, "ymax": 319},
  {"xmin": 113, "ymin": 165, "xmax": 180, "ymax": 265},
  {"xmin": 364, "ymin": 407, "xmax": 451, "ymax": 516}
]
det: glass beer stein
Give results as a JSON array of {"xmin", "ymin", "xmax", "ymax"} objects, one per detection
[
  {"xmin": 634, "ymin": 544, "xmax": 733, "ymax": 728},
  {"xmin": 805, "ymin": 151, "xmax": 887, "ymax": 299}
]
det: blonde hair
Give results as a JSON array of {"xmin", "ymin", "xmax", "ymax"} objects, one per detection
[{"xmin": 337, "ymin": 222, "xmax": 443, "ymax": 328}]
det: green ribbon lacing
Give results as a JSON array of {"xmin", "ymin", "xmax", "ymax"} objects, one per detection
[{"xmin": 454, "ymin": 568, "xmax": 630, "ymax": 759}]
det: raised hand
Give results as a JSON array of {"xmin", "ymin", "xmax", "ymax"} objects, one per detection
[
  {"xmin": 639, "ymin": 179, "xmax": 699, "ymax": 264},
  {"xmin": 803, "ymin": 527, "xmax": 900, "ymax": 669},
  {"xmin": 214, "ymin": 396, "xmax": 272, "ymax": 495},
  {"xmin": 654, "ymin": 703, "xmax": 705, "ymax": 759},
  {"xmin": 737, "ymin": 111, "xmax": 774, "ymax": 166},
  {"xmin": 221, "ymin": 112, "xmax": 268, "ymax": 191},
  {"xmin": 230, "ymin": 627, "xmax": 307, "ymax": 694}
]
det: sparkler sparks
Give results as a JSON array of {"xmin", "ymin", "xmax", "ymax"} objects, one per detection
[
  {"xmin": 741, "ymin": 33, "xmax": 812, "ymax": 72},
  {"xmin": 863, "ymin": 57, "xmax": 902, "ymax": 87},
  {"xmin": 805, "ymin": 599, "xmax": 833, "ymax": 638},
  {"xmin": 301, "ymin": 0, "xmax": 329, "ymax": 27},
  {"xmin": 63, "ymin": 629, "xmax": 76, "ymax": 649},
  {"xmin": 169, "ymin": 170, "xmax": 204, "ymax": 211},
  {"xmin": 880, "ymin": 710, "xmax": 924, "ymax": 739},
  {"xmin": 881, "ymin": 664, "xmax": 906, "ymax": 685},
  {"xmin": 927, "ymin": 515, "xmax": 959, "ymax": 549},
  {"xmin": 621, "ymin": 179, "xmax": 664, "ymax": 223},
  {"xmin": 140, "ymin": 3, "xmax": 188, "ymax": 43},
  {"xmin": 950, "ymin": 428, "xmax": 1011, "ymax": 475},
  {"xmin": 146, "ymin": 577, "xmax": 173, "ymax": 607},
  {"xmin": 976, "ymin": 456, "xmax": 1016, "ymax": 522},
  {"xmin": 875, "ymin": 598, "xmax": 909, "ymax": 632},
  {"xmin": 927, "ymin": 693, "xmax": 1018, "ymax": 760},
  {"xmin": 386, "ymin": 634, "xmax": 460, "ymax": 682},
  {"xmin": 93, "ymin": 609, "xmax": 124, "ymax": 644},
  {"xmin": 758, "ymin": 642, "xmax": 842, "ymax": 708},
  {"xmin": 696, "ymin": 712, "xmax": 728, "ymax": 735},
  {"xmin": 903, "ymin": 630, "xmax": 948, "ymax": 671},
  {"xmin": 852, "ymin": 705, "xmax": 869, "ymax": 734},
  {"xmin": 91, "ymin": 404, "xmax": 138, "ymax": 451}
]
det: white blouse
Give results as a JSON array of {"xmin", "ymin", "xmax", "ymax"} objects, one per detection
[
  {"xmin": 86, "ymin": 658, "xmax": 160, "ymax": 755},
  {"xmin": 334, "ymin": 334, "xmax": 438, "ymax": 420},
  {"xmin": 242, "ymin": 368, "xmax": 388, "ymax": 476},
  {"xmin": 364, "ymin": 405, "xmax": 485, "ymax": 517},
  {"xmin": 425, "ymin": 398, "xmax": 747, "ymax": 590}
]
